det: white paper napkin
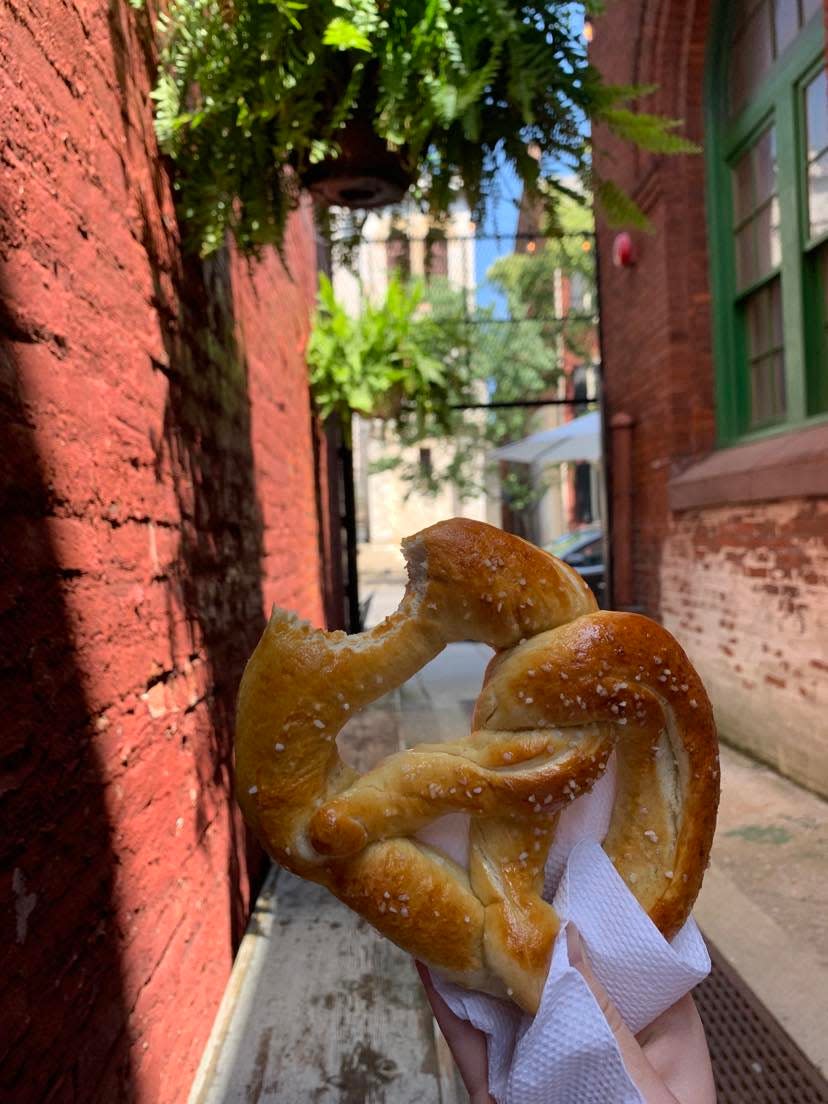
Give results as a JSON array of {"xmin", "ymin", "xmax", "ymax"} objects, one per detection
[{"xmin": 423, "ymin": 755, "xmax": 711, "ymax": 1103}]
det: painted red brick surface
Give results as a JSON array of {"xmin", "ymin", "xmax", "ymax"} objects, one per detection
[
  {"xmin": 661, "ymin": 501, "xmax": 828, "ymax": 795},
  {"xmin": 1, "ymin": 1, "xmax": 321, "ymax": 1100},
  {"xmin": 592, "ymin": 1, "xmax": 828, "ymax": 796}
]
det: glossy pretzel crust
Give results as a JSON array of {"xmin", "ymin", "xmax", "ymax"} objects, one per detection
[{"xmin": 235, "ymin": 519, "xmax": 719, "ymax": 1012}]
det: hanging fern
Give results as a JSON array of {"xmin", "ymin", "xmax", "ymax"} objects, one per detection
[
  {"xmin": 306, "ymin": 273, "xmax": 469, "ymax": 441},
  {"xmin": 134, "ymin": 0, "xmax": 695, "ymax": 255}
]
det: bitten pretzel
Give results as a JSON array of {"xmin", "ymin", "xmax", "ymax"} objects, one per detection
[{"xmin": 235, "ymin": 519, "xmax": 719, "ymax": 1012}]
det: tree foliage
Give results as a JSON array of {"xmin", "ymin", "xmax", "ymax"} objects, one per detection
[{"xmin": 486, "ymin": 194, "xmax": 596, "ymax": 359}]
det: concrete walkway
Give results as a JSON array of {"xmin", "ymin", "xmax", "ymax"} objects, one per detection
[
  {"xmin": 188, "ymin": 867, "xmax": 460, "ymax": 1104},
  {"xmin": 190, "ymin": 626, "xmax": 828, "ymax": 1099},
  {"xmin": 189, "ymin": 666, "xmax": 467, "ymax": 1104}
]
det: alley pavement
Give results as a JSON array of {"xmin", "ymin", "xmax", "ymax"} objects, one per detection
[{"xmin": 189, "ymin": 576, "xmax": 828, "ymax": 1100}]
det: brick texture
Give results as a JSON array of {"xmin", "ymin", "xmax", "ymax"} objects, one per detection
[
  {"xmin": 661, "ymin": 500, "xmax": 828, "ymax": 795},
  {"xmin": 593, "ymin": 0, "xmax": 828, "ymax": 796},
  {"xmin": 1, "ymin": 1, "xmax": 321, "ymax": 1101}
]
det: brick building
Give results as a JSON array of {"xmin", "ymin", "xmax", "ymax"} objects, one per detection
[
  {"xmin": 592, "ymin": 1, "xmax": 828, "ymax": 796},
  {"xmin": 1, "ymin": 2, "xmax": 332, "ymax": 1100}
]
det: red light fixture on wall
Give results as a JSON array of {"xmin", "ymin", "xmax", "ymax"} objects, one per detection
[{"xmin": 612, "ymin": 232, "xmax": 636, "ymax": 268}]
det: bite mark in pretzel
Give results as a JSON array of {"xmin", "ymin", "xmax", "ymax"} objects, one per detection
[{"xmin": 235, "ymin": 519, "xmax": 719, "ymax": 1012}]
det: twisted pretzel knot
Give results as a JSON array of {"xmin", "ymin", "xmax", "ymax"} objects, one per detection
[{"xmin": 236, "ymin": 519, "xmax": 719, "ymax": 1012}]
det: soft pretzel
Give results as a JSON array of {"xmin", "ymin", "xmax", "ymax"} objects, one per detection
[{"xmin": 235, "ymin": 519, "xmax": 719, "ymax": 1012}]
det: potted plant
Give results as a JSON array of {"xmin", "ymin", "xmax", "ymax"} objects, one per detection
[
  {"xmin": 137, "ymin": 0, "xmax": 696, "ymax": 256},
  {"xmin": 305, "ymin": 272, "xmax": 466, "ymax": 441}
]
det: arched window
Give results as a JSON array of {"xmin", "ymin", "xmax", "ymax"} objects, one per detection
[{"xmin": 707, "ymin": 1, "xmax": 827, "ymax": 442}]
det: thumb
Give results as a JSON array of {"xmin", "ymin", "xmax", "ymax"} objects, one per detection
[
  {"xmin": 566, "ymin": 925, "xmax": 630, "ymax": 1039},
  {"xmin": 566, "ymin": 926, "xmax": 681, "ymax": 1104}
]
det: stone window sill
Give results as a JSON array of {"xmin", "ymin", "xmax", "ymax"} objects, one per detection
[{"xmin": 668, "ymin": 421, "xmax": 828, "ymax": 512}]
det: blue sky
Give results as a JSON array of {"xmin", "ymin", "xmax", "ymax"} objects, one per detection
[
  {"xmin": 474, "ymin": 161, "xmax": 523, "ymax": 319},
  {"xmin": 474, "ymin": 4, "xmax": 588, "ymax": 318}
]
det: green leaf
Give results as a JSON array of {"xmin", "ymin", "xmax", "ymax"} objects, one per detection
[
  {"xmin": 347, "ymin": 385, "xmax": 376, "ymax": 412},
  {"xmin": 430, "ymin": 84, "xmax": 459, "ymax": 124},
  {"xmin": 323, "ymin": 17, "xmax": 372, "ymax": 52},
  {"xmin": 594, "ymin": 178, "xmax": 652, "ymax": 231},
  {"xmin": 600, "ymin": 107, "xmax": 699, "ymax": 154}
]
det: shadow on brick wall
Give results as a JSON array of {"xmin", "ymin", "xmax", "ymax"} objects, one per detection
[
  {"xmin": 110, "ymin": 0, "xmax": 268, "ymax": 953},
  {"xmin": 0, "ymin": 282, "xmax": 134, "ymax": 1098},
  {"xmin": 143, "ymin": 215, "xmax": 269, "ymax": 951}
]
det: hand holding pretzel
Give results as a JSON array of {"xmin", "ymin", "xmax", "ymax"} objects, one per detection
[{"xmin": 235, "ymin": 519, "xmax": 719, "ymax": 1012}]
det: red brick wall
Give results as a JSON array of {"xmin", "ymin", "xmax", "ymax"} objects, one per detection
[
  {"xmin": 661, "ymin": 500, "xmax": 828, "ymax": 795},
  {"xmin": 592, "ymin": 0, "xmax": 718, "ymax": 618},
  {"xmin": 1, "ymin": 2, "xmax": 321, "ymax": 1101},
  {"xmin": 593, "ymin": 1, "xmax": 828, "ymax": 796}
]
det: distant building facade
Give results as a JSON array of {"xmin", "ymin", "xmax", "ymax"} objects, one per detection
[
  {"xmin": 504, "ymin": 193, "xmax": 602, "ymax": 548},
  {"xmin": 334, "ymin": 206, "xmax": 498, "ymax": 566},
  {"xmin": 593, "ymin": 1, "xmax": 828, "ymax": 795}
]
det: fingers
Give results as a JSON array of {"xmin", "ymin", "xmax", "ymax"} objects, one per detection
[
  {"xmin": 415, "ymin": 961, "xmax": 494, "ymax": 1104},
  {"xmin": 566, "ymin": 927, "xmax": 682, "ymax": 1104},
  {"xmin": 566, "ymin": 927, "xmax": 643, "ymax": 1046},
  {"xmin": 416, "ymin": 936, "xmax": 713, "ymax": 1104},
  {"xmin": 637, "ymin": 994, "xmax": 717, "ymax": 1104}
]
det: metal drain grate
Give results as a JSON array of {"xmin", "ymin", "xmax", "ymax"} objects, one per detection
[{"xmin": 696, "ymin": 941, "xmax": 828, "ymax": 1103}]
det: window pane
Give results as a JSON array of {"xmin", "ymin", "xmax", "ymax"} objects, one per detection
[
  {"xmin": 732, "ymin": 0, "xmax": 766, "ymax": 32},
  {"xmin": 385, "ymin": 235, "xmax": 410, "ymax": 278},
  {"xmin": 732, "ymin": 128, "xmax": 779, "ymax": 288},
  {"xmin": 744, "ymin": 279, "xmax": 783, "ymax": 355},
  {"xmin": 769, "ymin": 275, "xmax": 784, "ymax": 348},
  {"xmin": 750, "ymin": 353, "xmax": 787, "ymax": 425},
  {"xmin": 754, "ymin": 127, "xmax": 778, "ymax": 205},
  {"xmin": 805, "ymin": 68, "xmax": 828, "ymax": 161},
  {"xmin": 736, "ymin": 224, "xmax": 757, "ymax": 286},
  {"xmin": 730, "ymin": 2, "xmax": 774, "ymax": 115},
  {"xmin": 732, "ymin": 149, "xmax": 755, "ymax": 222},
  {"xmin": 745, "ymin": 288, "xmax": 768, "ymax": 351},
  {"xmin": 756, "ymin": 198, "xmax": 783, "ymax": 274},
  {"xmin": 773, "ymin": 0, "xmax": 801, "ymax": 54},
  {"xmin": 426, "ymin": 233, "xmax": 448, "ymax": 278},
  {"xmin": 581, "ymin": 541, "xmax": 603, "ymax": 566},
  {"xmin": 809, "ymin": 151, "xmax": 828, "ymax": 239},
  {"xmin": 771, "ymin": 351, "xmax": 787, "ymax": 416}
]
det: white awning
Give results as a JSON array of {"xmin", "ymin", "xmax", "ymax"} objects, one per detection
[{"xmin": 491, "ymin": 409, "xmax": 602, "ymax": 465}]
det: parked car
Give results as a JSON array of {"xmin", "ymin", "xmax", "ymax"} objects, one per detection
[{"xmin": 545, "ymin": 527, "xmax": 606, "ymax": 607}]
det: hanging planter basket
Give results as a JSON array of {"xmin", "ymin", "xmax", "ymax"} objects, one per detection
[
  {"xmin": 143, "ymin": 0, "xmax": 698, "ymax": 256},
  {"xmin": 366, "ymin": 381, "xmax": 407, "ymax": 421},
  {"xmin": 301, "ymin": 113, "xmax": 412, "ymax": 210}
]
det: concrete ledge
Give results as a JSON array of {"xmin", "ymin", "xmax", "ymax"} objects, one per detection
[
  {"xmin": 188, "ymin": 868, "xmax": 461, "ymax": 1104},
  {"xmin": 696, "ymin": 867, "xmax": 828, "ymax": 1078},
  {"xmin": 669, "ymin": 421, "xmax": 828, "ymax": 511}
]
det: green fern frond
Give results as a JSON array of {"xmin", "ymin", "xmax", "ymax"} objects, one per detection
[
  {"xmin": 594, "ymin": 178, "xmax": 652, "ymax": 231},
  {"xmin": 600, "ymin": 107, "xmax": 700, "ymax": 154}
]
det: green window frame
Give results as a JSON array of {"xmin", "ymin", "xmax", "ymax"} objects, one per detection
[{"xmin": 706, "ymin": 3, "xmax": 828, "ymax": 446}]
